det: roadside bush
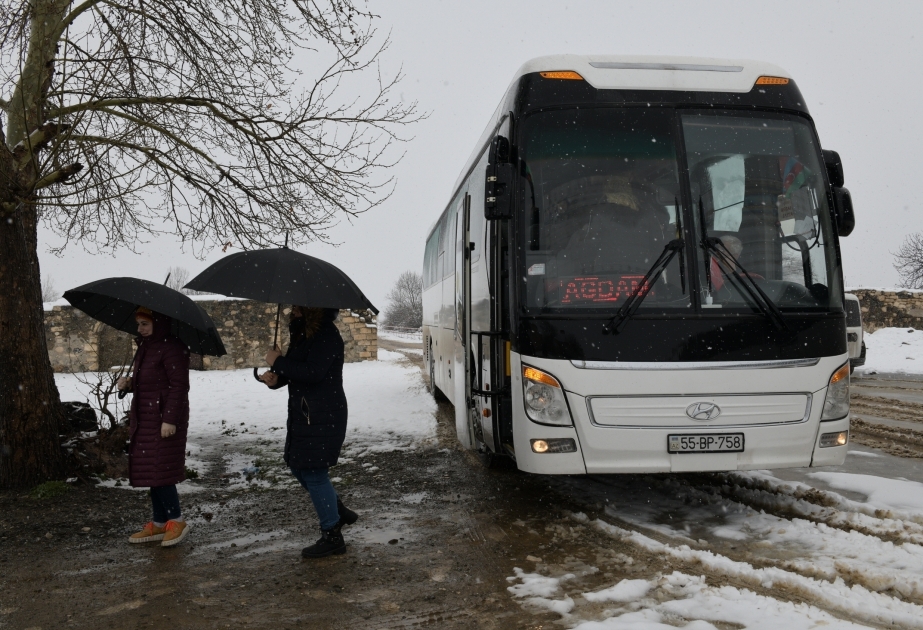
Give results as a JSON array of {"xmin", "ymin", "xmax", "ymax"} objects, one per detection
[{"xmin": 30, "ymin": 481, "xmax": 71, "ymax": 499}]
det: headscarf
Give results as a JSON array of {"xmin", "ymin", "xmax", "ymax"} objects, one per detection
[{"xmin": 134, "ymin": 306, "xmax": 154, "ymax": 322}]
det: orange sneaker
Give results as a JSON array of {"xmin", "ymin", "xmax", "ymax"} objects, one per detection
[
  {"xmin": 128, "ymin": 522, "xmax": 165, "ymax": 544},
  {"xmin": 161, "ymin": 520, "xmax": 190, "ymax": 547}
]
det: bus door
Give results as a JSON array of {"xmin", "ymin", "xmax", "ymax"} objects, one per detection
[
  {"xmin": 453, "ymin": 193, "xmax": 473, "ymax": 448},
  {"xmin": 469, "ymin": 211, "xmax": 503, "ymax": 454}
]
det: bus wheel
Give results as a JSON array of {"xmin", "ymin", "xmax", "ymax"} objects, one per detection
[
  {"xmin": 468, "ymin": 409, "xmax": 508, "ymax": 469},
  {"xmin": 427, "ymin": 340, "xmax": 436, "ymax": 395}
]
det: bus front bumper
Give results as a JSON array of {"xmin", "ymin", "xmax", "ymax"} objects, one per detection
[{"xmin": 513, "ymin": 400, "xmax": 850, "ymax": 474}]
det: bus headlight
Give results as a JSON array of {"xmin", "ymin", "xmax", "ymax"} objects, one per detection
[
  {"xmin": 820, "ymin": 363, "xmax": 850, "ymax": 421},
  {"xmin": 522, "ymin": 366, "xmax": 572, "ymax": 426}
]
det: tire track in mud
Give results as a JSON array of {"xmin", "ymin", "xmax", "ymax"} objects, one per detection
[
  {"xmin": 850, "ymin": 391, "xmax": 923, "ymax": 458},
  {"xmin": 669, "ymin": 473, "xmax": 923, "ymax": 606},
  {"xmin": 851, "ymin": 417, "xmax": 923, "ymax": 458},
  {"xmin": 543, "ymin": 470, "xmax": 923, "ymax": 625},
  {"xmin": 852, "ymin": 393, "xmax": 923, "ymax": 424},
  {"xmin": 582, "ymin": 514, "xmax": 923, "ymax": 630}
]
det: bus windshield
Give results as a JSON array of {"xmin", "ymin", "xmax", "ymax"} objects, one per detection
[
  {"xmin": 520, "ymin": 107, "xmax": 842, "ymax": 314},
  {"xmin": 521, "ymin": 108, "xmax": 688, "ymax": 312},
  {"xmin": 683, "ymin": 111, "xmax": 841, "ymax": 312}
]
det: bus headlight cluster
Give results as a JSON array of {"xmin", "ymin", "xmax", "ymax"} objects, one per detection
[
  {"xmin": 820, "ymin": 363, "xmax": 850, "ymax": 421},
  {"xmin": 522, "ymin": 366, "xmax": 572, "ymax": 426}
]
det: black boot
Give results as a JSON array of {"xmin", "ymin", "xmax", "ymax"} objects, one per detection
[
  {"xmin": 301, "ymin": 527, "xmax": 346, "ymax": 559},
  {"xmin": 337, "ymin": 498, "xmax": 358, "ymax": 527}
]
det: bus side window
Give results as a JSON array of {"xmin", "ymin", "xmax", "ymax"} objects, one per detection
[
  {"xmin": 441, "ymin": 205, "xmax": 456, "ymax": 279},
  {"xmin": 424, "ymin": 223, "xmax": 441, "ymax": 288},
  {"xmin": 468, "ymin": 151, "xmax": 489, "ymax": 262}
]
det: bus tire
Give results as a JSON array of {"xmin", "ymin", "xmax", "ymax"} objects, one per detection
[{"xmin": 427, "ymin": 340, "xmax": 437, "ymax": 396}]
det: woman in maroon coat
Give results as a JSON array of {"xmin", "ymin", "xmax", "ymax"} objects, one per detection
[{"xmin": 117, "ymin": 307, "xmax": 191, "ymax": 547}]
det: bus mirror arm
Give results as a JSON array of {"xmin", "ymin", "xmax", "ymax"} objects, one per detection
[
  {"xmin": 603, "ymin": 239, "xmax": 684, "ymax": 335},
  {"xmin": 485, "ymin": 162, "xmax": 514, "ymax": 220}
]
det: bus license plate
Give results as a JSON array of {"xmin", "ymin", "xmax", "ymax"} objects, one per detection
[{"xmin": 668, "ymin": 433, "xmax": 744, "ymax": 454}]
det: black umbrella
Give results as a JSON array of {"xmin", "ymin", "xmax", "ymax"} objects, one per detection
[
  {"xmin": 185, "ymin": 247, "xmax": 377, "ymax": 315},
  {"xmin": 186, "ymin": 247, "xmax": 376, "ymax": 382},
  {"xmin": 63, "ymin": 277, "xmax": 227, "ymax": 357}
]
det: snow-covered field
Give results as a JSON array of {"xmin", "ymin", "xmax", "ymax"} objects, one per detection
[
  {"xmin": 856, "ymin": 326, "xmax": 923, "ymax": 376},
  {"xmin": 55, "ymin": 348, "xmax": 437, "ymax": 490},
  {"xmin": 377, "ymin": 327, "xmax": 423, "ymax": 342}
]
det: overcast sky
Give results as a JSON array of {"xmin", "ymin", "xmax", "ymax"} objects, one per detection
[{"xmin": 39, "ymin": 0, "xmax": 923, "ymax": 309}]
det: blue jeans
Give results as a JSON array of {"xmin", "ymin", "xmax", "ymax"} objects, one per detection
[
  {"xmin": 289, "ymin": 467, "xmax": 340, "ymax": 531},
  {"xmin": 150, "ymin": 485, "xmax": 181, "ymax": 523}
]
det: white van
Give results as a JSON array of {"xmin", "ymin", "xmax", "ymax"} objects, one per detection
[{"xmin": 844, "ymin": 293, "xmax": 866, "ymax": 372}]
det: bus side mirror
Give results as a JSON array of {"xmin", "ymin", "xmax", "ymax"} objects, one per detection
[
  {"xmin": 832, "ymin": 187, "xmax": 855, "ymax": 236},
  {"xmin": 822, "ymin": 149, "xmax": 844, "ymax": 188},
  {"xmin": 486, "ymin": 136, "xmax": 514, "ymax": 220}
]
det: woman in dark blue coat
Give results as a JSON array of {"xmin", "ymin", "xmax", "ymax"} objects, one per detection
[{"xmin": 260, "ymin": 306, "xmax": 358, "ymax": 558}]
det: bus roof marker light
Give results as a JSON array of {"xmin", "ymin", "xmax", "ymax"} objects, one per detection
[
  {"xmin": 755, "ymin": 76, "xmax": 790, "ymax": 85},
  {"xmin": 539, "ymin": 71, "xmax": 584, "ymax": 80}
]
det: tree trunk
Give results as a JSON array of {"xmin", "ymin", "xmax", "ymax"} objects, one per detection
[{"xmin": 0, "ymin": 202, "xmax": 66, "ymax": 487}]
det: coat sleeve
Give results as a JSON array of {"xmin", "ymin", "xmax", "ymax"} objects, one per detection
[
  {"xmin": 272, "ymin": 330, "xmax": 339, "ymax": 385},
  {"xmin": 160, "ymin": 341, "xmax": 190, "ymax": 426}
]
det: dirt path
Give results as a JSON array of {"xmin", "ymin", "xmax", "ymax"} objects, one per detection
[
  {"xmin": 3, "ymin": 348, "xmax": 923, "ymax": 628},
  {"xmin": 851, "ymin": 377, "xmax": 923, "ymax": 458},
  {"xmin": 0, "ymin": 342, "xmax": 669, "ymax": 629}
]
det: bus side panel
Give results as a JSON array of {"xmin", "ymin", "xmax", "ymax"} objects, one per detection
[
  {"xmin": 422, "ymin": 279, "xmax": 444, "ymax": 394},
  {"xmin": 440, "ymin": 272, "xmax": 456, "ymax": 405}
]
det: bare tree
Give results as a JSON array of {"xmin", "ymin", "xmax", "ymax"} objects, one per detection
[
  {"xmin": 0, "ymin": 1, "xmax": 420, "ymax": 487},
  {"xmin": 41, "ymin": 273, "xmax": 59, "ymax": 302},
  {"xmin": 73, "ymin": 363, "xmax": 129, "ymax": 430},
  {"xmin": 165, "ymin": 266, "xmax": 211, "ymax": 295},
  {"xmin": 894, "ymin": 233, "xmax": 923, "ymax": 290},
  {"xmin": 382, "ymin": 271, "xmax": 422, "ymax": 329}
]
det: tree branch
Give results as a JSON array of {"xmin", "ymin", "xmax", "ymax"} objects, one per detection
[
  {"xmin": 12, "ymin": 122, "xmax": 68, "ymax": 167},
  {"xmin": 33, "ymin": 162, "xmax": 83, "ymax": 190}
]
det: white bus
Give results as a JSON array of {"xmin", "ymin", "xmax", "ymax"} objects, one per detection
[{"xmin": 422, "ymin": 56, "xmax": 855, "ymax": 474}]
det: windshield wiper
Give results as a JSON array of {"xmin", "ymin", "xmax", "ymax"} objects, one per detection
[
  {"xmin": 697, "ymin": 197, "xmax": 788, "ymax": 330},
  {"xmin": 602, "ymin": 238, "xmax": 684, "ymax": 335}
]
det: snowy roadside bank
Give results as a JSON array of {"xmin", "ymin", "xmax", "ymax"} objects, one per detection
[
  {"xmin": 54, "ymin": 348, "xmax": 437, "ymax": 489},
  {"xmin": 855, "ymin": 326, "xmax": 923, "ymax": 376}
]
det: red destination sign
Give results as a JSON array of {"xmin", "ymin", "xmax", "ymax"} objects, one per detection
[{"xmin": 554, "ymin": 275, "xmax": 652, "ymax": 304}]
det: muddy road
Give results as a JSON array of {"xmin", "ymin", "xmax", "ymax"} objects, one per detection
[{"xmin": 1, "ymin": 343, "xmax": 922, "ymax": 629}]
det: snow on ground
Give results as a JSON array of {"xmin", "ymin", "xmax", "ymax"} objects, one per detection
[
  {"xmin": 855, "ymin": 327, "xmax": 923, "ymax": 375},
  {"xmin": 55, "ymin": 348, "xmax": 436, "ymax": 488},
  {"xmin": 377, "ymin": 328, "xmax": 423, "ymax": 342},
  {"xmin": 571, "ymin": 572, "xmax": 872, "ymax": 630},
  {"xmin": 806, "ymin": 472, "xmax": 923, "ymax": 512},
  {"xmin": 506, "ymin": 450, "xmax": 923, "ymax": 628}
]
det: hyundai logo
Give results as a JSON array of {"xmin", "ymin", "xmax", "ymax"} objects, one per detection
[{"xmin": 686, "ymin": 402, "xmax": 721, "ymax": 421}]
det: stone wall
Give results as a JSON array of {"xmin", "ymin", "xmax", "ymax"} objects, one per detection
[
  {"xmin": 848, "ymin": 289, "xmax": 923, "ymax": 332},
  {"xmin": 44, "ymin": 300, "xmax": 376, "ymax": 373}
]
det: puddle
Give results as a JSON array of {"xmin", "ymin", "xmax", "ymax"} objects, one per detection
[
  {"xmin": 232, "ymin": 539, "xmax": 302, "ymax": 558},
  {"xmin": 198, "ymin": 530, "xmax": 289, "ymax": 550},
  {"xmin": 398, "ymin": 492, "xmax": 428, "ymax": 504},
  {"xmin": 352, "ymin": 526, "xmax": 413, "ymax": 545}
]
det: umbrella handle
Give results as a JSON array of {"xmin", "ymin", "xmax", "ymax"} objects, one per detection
[
  {"xmin": 117, "ymin": 389, "xmax": 128, "ymax": 400},
  {"xmin": 253, "ymin": 367, "xmax": 262, "ymax": 382}
]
